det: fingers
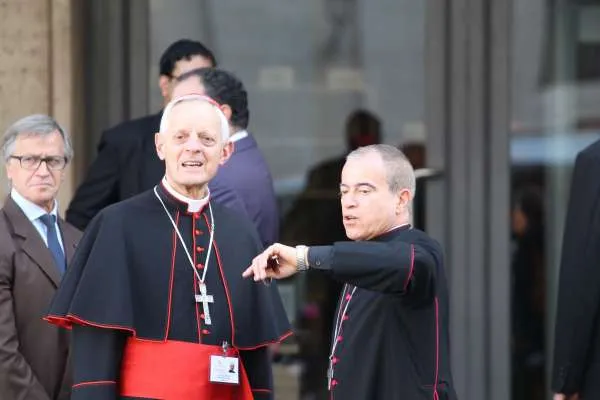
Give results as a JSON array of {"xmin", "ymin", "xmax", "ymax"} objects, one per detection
[
  {"xmin": 242, "ymin": 245, "xmax": 277, "ymax": 281},
  {"xmin": 242, "ymin": 265, "xmax": 254, "ymax": 278}
]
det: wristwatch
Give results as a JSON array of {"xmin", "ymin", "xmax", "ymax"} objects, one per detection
[{"xmin": 295, "ymin": 245, "xmax": 309, "ymax": 271}]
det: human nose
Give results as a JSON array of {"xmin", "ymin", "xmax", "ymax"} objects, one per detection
[
  {"xmin": 34, "ymin": 160, "xmax": 51, "ymax": 176},
  {"xmin": 184, "ymin": 136, "xmax": 203, "ymax": 152},
  {"xmin": 341, "ymin": 192, "xmax": 357, "ymax": 209}
]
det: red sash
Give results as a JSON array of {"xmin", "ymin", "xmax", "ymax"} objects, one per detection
[{"xmin": 120, "ymin": 338, "xmax": 254, "ymax": 399}]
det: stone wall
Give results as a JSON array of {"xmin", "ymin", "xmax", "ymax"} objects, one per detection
[{"xmin": 0, "ymin": 0, "xmax": 83, "ymax": 213}]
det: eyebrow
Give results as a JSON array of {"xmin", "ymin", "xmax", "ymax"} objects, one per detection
[{"xmin": 340, "ymin": 182, "xmax": 377, "ymax": 189}]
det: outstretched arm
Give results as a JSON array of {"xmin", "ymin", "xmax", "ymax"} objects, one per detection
[{"xmin": 243, "ymin": 240, "xmax": 437, "ymax": 298}]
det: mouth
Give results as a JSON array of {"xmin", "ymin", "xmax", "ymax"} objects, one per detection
[
  {"xmin": 343, "ymin": 215, "xmax": 358, "ymax": 222},
  {"xmin": 181, "ymin": 160, "xmax": 204, "ymax": 169}
]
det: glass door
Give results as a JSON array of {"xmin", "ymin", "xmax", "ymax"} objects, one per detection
[{"xmin": 510, "ymin": 0, "xmax": 600, "ymax": 398}]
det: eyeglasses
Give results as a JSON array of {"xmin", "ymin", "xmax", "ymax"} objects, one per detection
[{"xmin": 9, "ymin": 155, "xmax": 67, "ymax": 171}]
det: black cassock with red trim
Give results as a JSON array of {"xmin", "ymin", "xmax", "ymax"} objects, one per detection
[
  {"xmin": 308, "ymin": 226, "xmax": 458, "ymax": 400},
  {"xmin": 46, "ymin": 183, "xmax": 291, "ymax": 400}
]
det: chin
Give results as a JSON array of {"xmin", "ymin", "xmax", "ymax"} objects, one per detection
[
  {"xmin": 175, "ymin": 173, "xmax": 210, "ymax": 186},
  {"xmin": 32, "ymin": 188, "xmax": 56, "ymax": 200},
  {"xmin": 344, "ymin": 229, "xmax": 363, "ymax": 241}
]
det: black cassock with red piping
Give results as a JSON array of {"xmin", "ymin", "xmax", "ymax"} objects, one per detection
[
  {"xmin": 308, "ymin": 226, "xmax": 458, "ymax": 400},
  {"xmin": 46, "ymin": 183, "xmax": 291, "ymax": 400}
]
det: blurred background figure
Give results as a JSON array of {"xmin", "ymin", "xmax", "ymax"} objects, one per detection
[
  {"xmin": 281, "ymin": 109, "xmax": 381, "ymax": 246},
  {"xmin": 510, "ymin": 186, "xmax": 545, "ymax": 400}
]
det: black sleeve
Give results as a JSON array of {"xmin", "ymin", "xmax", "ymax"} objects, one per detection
[
  {"xmin": 66, "ymin": 132, "xmax": 120, "ymax": 231},
  {"xmin": 552, "ymin": 150, "xmax": 600, "ymax": 395},
  {"xmin": 308, "ymin": 239, "xmax": 437, "ymax": 299},
  {"xmin": 239, "ymin": 347, "xmax": 273, "ymax": 400},
  {"xmin": 70, "ymin": 325, "xmax": 127, "ymax": 400}
]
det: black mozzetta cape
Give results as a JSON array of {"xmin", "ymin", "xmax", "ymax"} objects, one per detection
[
  {"xmin": 308, "ymin": 226, "xmax": 458, "ymax": 400},
  {"xmin": 46, "ymin": 183, "xmax": 292, "ymax": 399}
]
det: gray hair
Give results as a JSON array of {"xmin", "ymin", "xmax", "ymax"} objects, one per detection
[
  {"xmin": 159, "ymin": 94, "xmax": 230, "ymax": 141},
  {"xmin": 347, "ymin": 144, "xmax": 416, "ymax": 208},
  {"xmin": 2, "ymin": 114, "xmax": 73, "ymax": 162}
]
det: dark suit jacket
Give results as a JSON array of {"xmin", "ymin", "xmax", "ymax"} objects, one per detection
[
  {"xmin": 0, "ymin": 196, "xmax": 81, "ymax": 399},
  {"xmin": 552, "ymin": 139, "xmax": 600, "ymax": 397},
  {"xmin": 210, "ymin": 133, "xmax": 279, "ymax": 246},
  {"xmin": 66, "ymin": 113, "xmax": 165, "ymax": 230}
]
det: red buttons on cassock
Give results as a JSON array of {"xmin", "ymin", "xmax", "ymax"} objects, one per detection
[
  {"xmin": 202, "ymin": 329, "xmax": 210, "ymax": 335},
  {"xmin": 196, "ymin": 246, "xmax": 204, "ymax": 253},
  {"xmin": 200, "ymin": 314, "xmax": 205, "ymax": 319},
  {"xmin": 331, "ymin": 380, "xmax": 338, "ymax": 387},
  {"xmin": 345, "ymin": 293, "xmax": 352, "ymax": 300},
  {"xmin": 332, "ymin": 357, "xmax": 339, "ymax": 364},
  {"xmin": 196, "ymin": 263, "xmax": 204, "ymax": 269},
  {"xmin": 195, "ymin": 229, "xmax": 203, "ymax": 235},
  {"xmin": 193, "ymin": 213, "xmax": 200, "ymax": 220},
  {"xmin": 337, "ymin": 335, "xmax": 343, "ymax": 342},
  {"xmin": 342, "ymin": 315, "xmax": 349, "ymax": 321}
]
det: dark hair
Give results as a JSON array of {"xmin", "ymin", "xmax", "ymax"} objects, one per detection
[
  {"xmin": 177, "ymin": 68, "xmax": 249, "ymax": 129},
  {"xmin": 345, "ymin": 109, "xmax": 382, "ymax": 150},
  {"xmin": 159, "ymin": 39, "xmax": 217, "ymax": 77}
]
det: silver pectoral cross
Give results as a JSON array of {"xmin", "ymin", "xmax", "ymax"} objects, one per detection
[{"xmin": 195, "ymin": 282, "xmax": 214, "ymax": 325}]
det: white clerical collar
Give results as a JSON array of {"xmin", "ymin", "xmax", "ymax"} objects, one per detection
[
  {"xmin": 161, "ymin": 177, "xmax": 210, "ymax": 213},
  {"xmin": 228, "ymin": 130, "xmax": 249, "ymax": 143},
  {"xmin": 11, "ymin": 188, "xmax": 59, "ymax": 222},
  {"xmin": 388, "ymin": 223, "xmax": 411, "ymax": 232}
]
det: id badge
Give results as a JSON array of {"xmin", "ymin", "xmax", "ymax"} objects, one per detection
[{"xmin": 209, "ymin": 355, "xmax": 240, "ymax": 385}]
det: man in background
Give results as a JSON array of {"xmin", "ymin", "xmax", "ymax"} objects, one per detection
[
  {"xmin": 66, "ymin": 39, "xmax": 217, "ymax": 230},
  {"xmin": 173, "ymin": 67, "xmax": 279, "ymax": 246},
  {"xmin": 0, "ymin": 114, "xmax": 81, "ymax": 399},
  {"xmin": 552, "ymin": 139, "xmax": 600, "ymax": 400}
]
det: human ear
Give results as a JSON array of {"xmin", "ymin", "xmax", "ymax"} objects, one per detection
[
  {"xmin": 220, "ymin": 141, "xmax": 234, "ymax": 165},
  {"xmin": 155, "ymin": 132, "xmax": 166, "ymax": 160}
]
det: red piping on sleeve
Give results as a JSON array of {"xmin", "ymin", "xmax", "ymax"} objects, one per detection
[
  {"xmin": 72, "ymin": 380, "xmax": 116, "ymax": 389},
  {"xmin": 403, "ymin": 244, "xmax": 415, "ymax": 291}
]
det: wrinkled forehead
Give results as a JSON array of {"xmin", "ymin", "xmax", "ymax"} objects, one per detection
[{"xmin": 13, "ymin": 130, "xmax": 65, "ymax": 149}]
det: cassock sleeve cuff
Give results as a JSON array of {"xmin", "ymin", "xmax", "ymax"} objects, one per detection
[{"xmin": 308, "ymin": 246, "xmax": 334, "ymax": 270}]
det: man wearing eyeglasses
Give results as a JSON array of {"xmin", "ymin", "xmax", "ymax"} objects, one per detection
[{"xmin": 0, "ymin": 114, "xmax": 81, "ymax": 399}]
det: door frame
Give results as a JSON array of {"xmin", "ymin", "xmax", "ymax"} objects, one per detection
[{"xmin": 425, "ymin": 0, "xmax": 512, "ymax": 398}]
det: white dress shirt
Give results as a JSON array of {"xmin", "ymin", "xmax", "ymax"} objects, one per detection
[
  {"xmin": 228, "ymin": 129, "xmax": 249, "ymax": 143},
  {"xmin": 11, "ymin": 188, "xmax": 64, "ymax": 252}
]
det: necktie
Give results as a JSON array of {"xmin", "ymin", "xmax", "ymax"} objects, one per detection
[{"xmin": 39, "ymin": 214, "xmax": 66, "ymax": 274}]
